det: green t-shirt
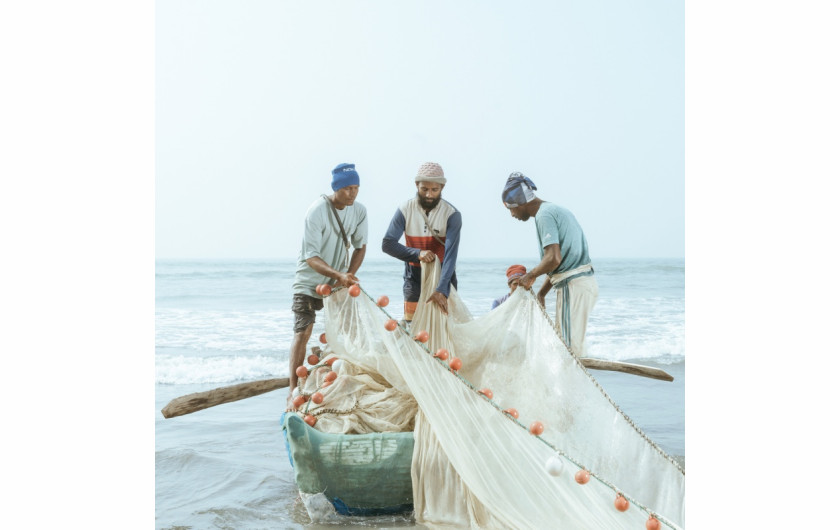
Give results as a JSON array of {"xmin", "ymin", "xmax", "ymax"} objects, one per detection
[
  {"xmin": 292, "ymin": 197, "xmax": 368, "ymax": 297},
  {"xmin": 534, "ymin": 202, "xmax": 591, "ymax": 276}
]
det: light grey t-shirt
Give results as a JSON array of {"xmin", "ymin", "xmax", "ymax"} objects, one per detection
[
  {"xmin": 292, "ymin": 197, "xmax": 368, "ymax": 297},
  {"xmin": 534, "ymin": 202, "xmax": 591, "ymax": 276}
]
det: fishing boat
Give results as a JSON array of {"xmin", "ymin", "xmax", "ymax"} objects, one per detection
[{"xmin": 281, "ymin": 412, "xmax": 414, "ymax": 515}]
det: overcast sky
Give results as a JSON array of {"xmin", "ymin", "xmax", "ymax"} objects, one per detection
[{"xmin": 156, "ymin": 0, "xmax": 684, "ymax": 260}]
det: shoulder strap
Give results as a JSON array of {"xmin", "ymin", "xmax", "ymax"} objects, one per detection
[
  {"xmin": 419, "ymin": 207, "xmax": 446, "ymax": 247},
  {"xmin": 322, "ymin": 195, "xmax": 351, "ymax": 269}
]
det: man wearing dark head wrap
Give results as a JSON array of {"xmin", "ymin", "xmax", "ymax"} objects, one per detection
[
  {"xmin": 501, "ymin": 172, "xmax": 598, "ymax": 357},
  {"xmin": 288, "ymin": 163, "xmax": 368, "ymax": 399}
]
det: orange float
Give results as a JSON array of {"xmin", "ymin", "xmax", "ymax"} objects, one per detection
[
  {"xmin": 434, "ymin": 348, "xmax": 449, "ymax": 360},
  {"xmin": 324, "ymin": 371, "xmax": 338, "ymax": 383},
  {"xmin": 614, "ymin": 494, "xmax": 629, "ymax": 512},
  {"xmin": 449, "ymin": 357, "xmax": 462, "ymax": 371},
  {"xmin": 307, "ymin": 354, "xmax": 320, "ymax": 365},
  {"xmin": 311, "ymin": 392, "xmax": 324, "ymax": 405},
  {"xmin": 574, "ymin": 469, "xmax": 590, "ymax": 484},
  {"xmin": 292, "ymin": 395, "xmax": 305, "ymax": 409},
  {"xmin": 385, "ymin": 319, "xmax": 398, "ymax": 331},
  {"xmin": 319, "ymin": 333, "xmax": 327, "ymax": 344},
  {"xmin": 377, "ymin": 295, "xmax": 389, "ymax": 307},
  {"xmin": 304, "ymin": 414, "xmax": 317, "ymax": 427},
  {"xmin": 529, "ymin": 421, "xmax": 544, "ymax": 435},
  {"xmin": 646, "ymin": 516, "xmax": 661, "ymax": 530},
  {"xmin": 295, "ymin": 365, "xmax": 308, "ymax": 378},
  {"xmin": 325, "ymin": 357, "xmax": 337, "ymax": 366},
  {"xmin": 479, "ymin": 388, "xmax": 493, "ymax": 399},
  {"xmin": 414, "ymin": 330, "xmax": 429, "ymax": 343},
  {"xmin": 348, "ymin": 284, "xmax": 361, "ymax": 297},
  {"xmin": 503, "ymin": 408, "xmax": 519, "ymax": 419}
]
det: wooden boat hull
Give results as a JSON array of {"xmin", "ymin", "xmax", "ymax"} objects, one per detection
[{"xmin": 281, "ymin": 412, "xmax": 414, "ymax": 515}]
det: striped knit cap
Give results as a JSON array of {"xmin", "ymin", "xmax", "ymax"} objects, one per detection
[{"xmin": 415, "ymin": 162, "xmax": 446, "ymax": 184}]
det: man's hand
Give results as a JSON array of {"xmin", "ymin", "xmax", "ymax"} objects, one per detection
[
  {"xmin": 518, "ymin": 272, "xmax": 537, "ymax": 290},
  {"xmin": 337, "ymin": 272, "xmax": 359, "ymax": 288},
  {"xmin": 427, "ymin": 291, "xmax": 448, "ymax": 314},
  {"xmin": 418, "ymin": 250, "xmax": 436, "ymax": 263}
]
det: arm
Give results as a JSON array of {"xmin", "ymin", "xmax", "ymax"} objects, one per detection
[
  {"xmin": 347, "ymin": 244, "xmax": 366, "ymax": 276},
  {"xmin": 518, "ymin": 243, "xmax": 562, "ymax": 290},
  {"xmin": 382, "ymin": 208, "xmax": 421, "ymax": 262},
  {"xmin": 427, "ymin": 211, "xmax": 462, "ymax": 314},
  {"xmin": 305, "ymin": 256, "xmax": 358, "ymax": 288},
  {"xmin": 436, "ymin": 211, "xmax": 461, "ymax": 297}
]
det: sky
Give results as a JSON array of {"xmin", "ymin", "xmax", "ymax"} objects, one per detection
[{"xmin": 155, "ymin": 0, "xmax": 684, "ymax": 260}]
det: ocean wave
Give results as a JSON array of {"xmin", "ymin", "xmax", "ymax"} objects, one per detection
[{"xmin": 156, "ymin": 354, "xmax": 287, "ymax": 384}]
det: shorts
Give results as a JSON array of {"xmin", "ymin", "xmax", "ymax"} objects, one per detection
[{"xmin": 292, "ymin": 293, "xmax": 324, "ymax": 333}]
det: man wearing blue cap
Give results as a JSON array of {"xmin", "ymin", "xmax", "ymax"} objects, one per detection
[
  {"xmin": 288, "ymin": 163, "xmax": 368, "ymax": 396},
  {"xmin": 501, "ymin": 172, "xmax": 598, "ymax": 357}
]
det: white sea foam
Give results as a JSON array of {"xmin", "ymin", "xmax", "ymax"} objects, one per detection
[
  {"xmin": 155, "ymin": 353, "xmax": 287, "ymax": 384},
  {"xmin": 155, "ymin": 308, "xmax": 299, "ymax": 353}
]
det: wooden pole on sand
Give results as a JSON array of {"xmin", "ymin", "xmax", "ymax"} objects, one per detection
[
  {"xmin": 578, "ymin": 358, "xmax": 674, "ymax": 382},
  {"xmin": 161, "ymin": 377, "xmax": 290, "ymax": 418}
]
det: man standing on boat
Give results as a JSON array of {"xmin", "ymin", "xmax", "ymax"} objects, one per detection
[
  {"xmin": 382, "ymin": 162, "xmax": 462, "ymax": 325},
  {"xmin": 288, "ymin": 163, "xmax": 368, "ymax": 399},
  {"xmin": 501, "ymin": 172, "xmax": 598, "ymax": 357}
]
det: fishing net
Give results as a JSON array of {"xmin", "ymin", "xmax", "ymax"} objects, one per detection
[{"xmin": 288, "ymin": 259, "xmax": 685, "ymax": 529}]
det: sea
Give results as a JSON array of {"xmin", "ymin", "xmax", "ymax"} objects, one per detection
[{"xmin": 155, "ymin": 258, "xmax": 685, "ymax": 529}]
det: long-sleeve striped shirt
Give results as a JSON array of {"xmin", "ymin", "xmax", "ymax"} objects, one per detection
[{"xmin": 382, "ymin": 197, "xmax": 461, "ymax": 297}]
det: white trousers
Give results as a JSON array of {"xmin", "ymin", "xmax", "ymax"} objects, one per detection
[{"xmin": 551, "ymin": 267, "xmax": 598, "ymax": 357}]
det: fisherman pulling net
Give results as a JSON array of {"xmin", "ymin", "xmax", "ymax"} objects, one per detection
[{"xmin": 289, "ymin": 258, "xmax": 685, "ymax": 529}]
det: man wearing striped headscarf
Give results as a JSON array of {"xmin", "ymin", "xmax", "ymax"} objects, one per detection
[
  {"xmin": 501, "ymin": 172, "xmax": 598, "ymax": 357},
  {"xmin": 382, "ymin": 162, "xmax": 462, "ymax": 325}
]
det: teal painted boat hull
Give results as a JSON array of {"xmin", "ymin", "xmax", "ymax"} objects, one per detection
[{"xmin": 281, "ymin": 413, "xmax": 415, "ymax": 516}]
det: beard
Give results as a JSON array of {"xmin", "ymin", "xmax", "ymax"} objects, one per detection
[{"xmin": 417, "ymin": 192, "xmax": 441, "ymax": 210}]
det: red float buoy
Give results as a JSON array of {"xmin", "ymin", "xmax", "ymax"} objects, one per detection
[
  {"xmin": 348, "ymin": 284, "xmax": 361, "ymax": 297},
  {"xmin": 503, "ymin": 408, "xmax": 519, "ymax": 419},
  {"xmin": 414, "ymin": 330, "xmax": 429, "ymax": 343},
  {"xmin": 479, "ymin": 388, "xmax": 493, "ymax": 399},
  {"xmin": 295, "ymin": 365, "xmax": 308, "ymax": 379},
  {"xmin": 307, "ymin": 354, "xmax": 320, "ymax": 365},
  {"xmin": 434, "ymin": 348, "xmax": 449, "ymax": 360},
  {"xmin": 377, "ymin": 295, "xmax": 389, "ymax": 307},
  {"xmin": 325, "ymin": 357, "xmax": 337, "ymax": 366},
  {"xmin": 311, "ymin": 392, "xmax": 324, "ymax": 405},
  {"xmin": 319, "ymin": 333, "xmax": 327, "ymax": 344},
  {"xmin": 614, "ymin": 494, "xmax": 629, "ymax": 512},
  {"xmin": 449, "ymin": 357, "xmax": 462, "ymax": 371},
  {"xmin": 574, "ymin": 469, "xmax": 590, "ymax": 484},
  {"xmin": 529, "ymin": 421, "xmax": 544, "ymax": 435},
  {"xmin": 292, "ymin": 395, "xmax": 305, "ymax": 409},
  {"xmin": 304, "ymin": 414, "xmax": 317, "ymax": 427},
  {"xmin": 646, "ymin": 515, "xmax": 661, "ymax": 530},
  {"xmin": 324, "ymin": 371, "xmax": 338, "ymax": 383},
  {"xmin": 385, "ymin": 319, "xmax": 398, "ymax": 331}
]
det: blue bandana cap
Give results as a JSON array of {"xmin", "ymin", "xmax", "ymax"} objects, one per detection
[
  {"xmin": 502, "ymin": 172, "xmax": 537, "ymax": 208},
  {"xmin": 332, "ymin": 163, "xmax": 360, "ymax": 191}
]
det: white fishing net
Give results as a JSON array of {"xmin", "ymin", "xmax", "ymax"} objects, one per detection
[{"xmin": 294, "ymin": 259, "xmax": 685, "ymax": 529}]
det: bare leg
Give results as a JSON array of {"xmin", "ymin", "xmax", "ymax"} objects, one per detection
[{"xmin": 288, "ymin": 323, "xmax": 314, "ymax": 396}]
